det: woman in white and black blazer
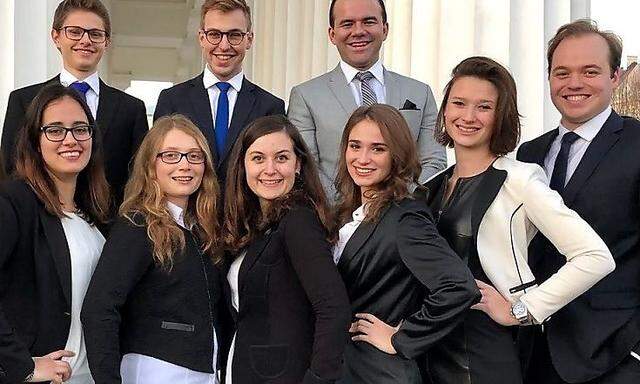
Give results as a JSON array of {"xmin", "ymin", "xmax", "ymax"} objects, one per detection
[
  {"xmin": 418, "ymin": 56, "xmax": 615, "ymax": 384},
  {"xmin": 82, "ymin": 115, "xmax": 231, "ymax": 384},
  {"xmin": 332, "ymin": 104, "xmax": 480, "ymax": 384},
  {"xmin": 0, "ymin": 84, "xmax": 111, "ymax": 384}
]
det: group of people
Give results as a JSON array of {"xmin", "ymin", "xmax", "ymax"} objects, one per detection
[{"xmin": 0, "ymin": 0, "xmax": 638, "ymax": 384}]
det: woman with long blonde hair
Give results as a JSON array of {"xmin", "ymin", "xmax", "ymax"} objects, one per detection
[{"xmin": 82, "ymin": 115, "xmax": 231, "ymax": 384}]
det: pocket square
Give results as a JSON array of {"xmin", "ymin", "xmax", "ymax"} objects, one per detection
[{"xmin": 400, "ymin": 99, "xmax": 419, "ymax": 111}]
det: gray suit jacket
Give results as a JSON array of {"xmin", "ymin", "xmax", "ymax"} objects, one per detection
[{"xmin": 287, "ymin": 64, "xmax": 446, "ymax": 197}]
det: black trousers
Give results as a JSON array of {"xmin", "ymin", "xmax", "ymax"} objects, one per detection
[{"xmin": 524, "ymin": 328, "xmax": 640, "ymax": 384}]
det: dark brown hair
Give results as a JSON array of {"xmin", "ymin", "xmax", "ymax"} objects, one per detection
[
  {"xmin": 0, "ymin": 152, "xmax": 6, "ymax": 181},
  {"xmin": 121, "ymin": 115, "xmax": 221, "ymax": 268},
  {"xmin": 334, "ymin": 104, "xmax": 420, "ymax": 225},
  {"xmin": 52, "ymin": 0, "xmax": 111, "ymax": 37},
  {"xmin": 329, "ymin": 0, "xmax": 387, "ymax": 28},
  {"xmin": 547, "ymin": 19, "xmax": 622, "ymax": 77},
  {"xmin": 223, "ymin": 115, "xmax": 333, "ymax": 251},
  {"xmin": 435, "ymin": 56, "xmax": 520, "ymax": 156},
  {"xmin": 15, "ymin": 83, "xmax": 110, "ymax": 224},
  {"xmin": 201, "ymin": 0, "xmax": 252, "ymax": 31}
]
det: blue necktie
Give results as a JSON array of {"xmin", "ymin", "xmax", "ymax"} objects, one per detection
[
  {"xmin": 70, "ymin": 81, "xmax": 90, "ymax": 102},
  {"xmin": 549, "ymin": 131, "xmax": 580, "ymax": 193},
  {"xmin": 215, "ymin": 82, "xmax": 231, "ymax": 154}
]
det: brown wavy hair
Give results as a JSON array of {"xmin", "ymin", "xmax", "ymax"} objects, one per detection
[
  {"xmin": 334, "ymin": 104, "xmax": 420, "ymax": 225},
  {"xmin": 14, "ymin": 83, "xmax": 110, "ymax": 224},
  {"xmin": 223, "ymin": 115, "xmax": 334, "ymax": 252},
  {"xmin": 120, "ymin": 115, "xmax": 221, "ymax": 268}
]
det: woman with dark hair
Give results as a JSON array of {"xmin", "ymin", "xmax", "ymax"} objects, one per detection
[
  {"xmin": 419, "ymin": 56, "xmax": 614, "ymax": 384},
  {"xmin": 0, "ymin": 83, "xmax": 110, "ymax": 384},
  {"xmin": 222, "ymin": 115, "xmax": 350, "ymax": 384},
  {"xmin": 332, "ymin": 103, "xmax": 479, "ymax": 384},
  {"xmin": 82, "ymin": 114, "xmax": 231, "ymax": 384}
]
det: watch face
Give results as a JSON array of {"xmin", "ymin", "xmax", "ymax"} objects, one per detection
[{"xmin": 512, "ymin": 302, "xmax": 527, "ymax": 317}]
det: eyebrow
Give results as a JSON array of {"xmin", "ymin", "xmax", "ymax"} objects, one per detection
[
  {"xmin": 349, "ymin": 139, "xmax": 388, "ymax": 146},
  {"xmin": 450, "ymin": 96, "xmax": 496, "ymax": 104},
  {"xmin": 44, "ymin": 120, "xmax": 89, "ymax": 126},
  {"xmin": 160, "ymin": 146, "xmax": 202, "ymax": 151}
]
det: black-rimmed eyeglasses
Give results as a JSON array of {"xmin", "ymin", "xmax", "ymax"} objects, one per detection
[
  {"xmin": 41, "ymin": 125, "xmax": 93, "ymax": 142},
  {"xmin": 201, "ymin": 29, "xmax": 249, "ymax": 45},
  {"xmin": 59, "ymin": 26, "xmax": 108, "ymax": 43},
  {"xmin": 156, "ymin": 151, "xmax": 206, "ymax": 164}
]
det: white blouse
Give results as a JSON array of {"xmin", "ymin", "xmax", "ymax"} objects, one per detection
[
  {"xmin": 224, "ymin": 251, "xmax": 246, "ymax": 384},
  {"xmin": 120, "ymin": 202, "xmax": 219, "ymax": 384},
  {"xmin": 332, "ymin": 205, "xmax": 365, "ymax": 264},
  {"xmin": 60, "ymin": 212, "xmax": 105, "ymax": 384}
]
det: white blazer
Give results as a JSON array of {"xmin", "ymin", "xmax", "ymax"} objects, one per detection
[{"xmin": 422, "ymin": 156, "xmax": 615, "ymax": 322}]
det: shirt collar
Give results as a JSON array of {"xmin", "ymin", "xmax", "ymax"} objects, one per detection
[
  {"xmin": 60, "ymin": 68, "xmax": 100, "ymax": 95},
  {"xmin": 340, "ymin": 59, "xmax": 385, "ymax": 85},
  {"xmin": 166, "ymin": 201, "xmax": 186, "ymax": 229},
  {"xmin": 351, "ymin": 205, "xmax": 366, "ymax": 222},
  {"xmin": 558, "ymin": 105, "xmax": 612, "ymax": 142},
  {"xmin": 203, "ymin": 65, "xmax": 244, "ymax": 92}
]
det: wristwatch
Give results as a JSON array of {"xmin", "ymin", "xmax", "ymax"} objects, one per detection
[
  {"xmin": 511, "ymin": 301, "xmax": 530, "ymax": 325},
  {"xmin": 24, "ymin": 370, "xmax": 34, "ymax": 382}
]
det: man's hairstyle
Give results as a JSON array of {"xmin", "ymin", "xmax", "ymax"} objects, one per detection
[
  {"xmin": 329, "ymin": 0, "xmax": 387, "ymax": 28},
  {"xmin": 52, "ymin": 0, "xmax": 111, "ymax": 37},
  {"xmin": 547, "ymin": 19, "xmax": 623, "ymax": 76},
  {"xmin": 201, "ymin": 0, "xmax": 252, "ymax": 31},
  {"xmin": 435, "ymin": 56, "xmax": 521, "ymax": 157}
]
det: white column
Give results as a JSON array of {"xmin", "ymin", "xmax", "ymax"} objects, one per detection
[
  {"xmin": 408, "ymin": 0, "xmax": 439, "ymax": 88},
  {"xmin": 571, "ymin": 0, "xmax": 591, "ymax": 19},
  {"xmin": 475, "ymin": 0, "xmax": 510, "ymax": 65},
  {"xmin": 0, "ymin": 0, "xmax": 15, "ymax": 134},
  {"xmin": 543, "ymin": 0, "xmax": 571, "ymax": 132},
  {"xmin": 385, "ymin": 0, "xmax": 413, "ymax": 75}
]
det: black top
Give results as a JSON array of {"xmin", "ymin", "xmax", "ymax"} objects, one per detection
[
  {"xmin": 432, "ymin": 172, "xmax": 490, "ymax": 283},
  {"xmin": 81, "ymin": 216, "xmax": 232, "ymax": 384},
  {"xmin": 228, "ymin": 205, "xmax": 350, "ymax": 384}
]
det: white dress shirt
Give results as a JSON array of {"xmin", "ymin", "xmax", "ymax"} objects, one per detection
[
  {"xmin": 340, "ymin": 59, "xmax": 386, "ymax": 106},
  {"xmin": 59, "ymin": 68, "xmax": 100, "ymax": 118},
  {"xmin": 203, "ymin": 66, "xmax": 244, "ymax": 130},
  {"xmin": 332, "ymin": 205, "xmax": 366, "ymax": 264},
  {"xmin": 224, "ymin": 251, "xmax": 246, "ymax": 384},
  {"xmin": 120, "ymin": 201, "xmax": 219, "ymax": 384},
  {"xmin": 60, "ymin": 212, "xmax": 106, "ymax": 384},
  {"xmin": 543, "ymin": 106, "xmax": 612, "ymax": 186}
]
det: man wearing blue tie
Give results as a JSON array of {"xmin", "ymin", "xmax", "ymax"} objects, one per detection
[
  {"xmin": 1, "ymin": 0, "xmax": 149, "ymax": 205},
  {"xmin": 154, "ymin": 0, "xmax": 285, "ymax": 186}
]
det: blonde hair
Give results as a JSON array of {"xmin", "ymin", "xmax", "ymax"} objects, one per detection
[{"xmin": 120, "ymin": 115, "xmax": 221, "ymax": 268}]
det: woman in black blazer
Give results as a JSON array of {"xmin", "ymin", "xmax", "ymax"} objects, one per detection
[
  {"xmin": 222, "ymin": 115, "xmax": 351, "ymax": 384},
  {"xmin": 81, "ymin": 115, "xmax": 231, "ymax": 383},
  {"xmin": 332, "ymin": 104, "xmax": 480, "ymax": 383},
  {"xmin": 0, "ymin": 84, "xmax": 110, "ymax": 383}
]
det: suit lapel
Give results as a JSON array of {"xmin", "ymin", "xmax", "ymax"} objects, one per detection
[
  {"xmin": 530, "ymin": 130, "xmax": 559, "ymax": 167},
  {"xmin": 39, "ymin": 210, "xmax": 72, "ymax": 307},
  {"xmin": 96, "ymin": 80, "xmax": 121, "ymax": 138},
  {"xmin": 471, "ymin": 165, "xmax": 507, "ymax": 241},
  {"xmin": 188, "ymin": 74, "xmax": 218, "ymax": 163},
  {"xmin": 328, "ymin": 65, "xmax": 358, "ymax": 114},
  {"xmin": 222, "ymin": 77, "xmax": 256, "ymax": 164},
  {"xmin": 562, "ymin": 111, "xmax": 623, "ymax": 205},
  {"xmin": 383, "ymin": 69, "xmax": 401, "ymax": 108},
  {"xmin": 238, "ymin": 228, "xmax": 273, "ymax": 293},
  {"xmin": 337, "ymin": 205, "xmax": 390, "ymax": 270}
]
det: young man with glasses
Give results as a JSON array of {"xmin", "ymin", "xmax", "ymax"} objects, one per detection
[
  {"xmin": 154, "ymin": 0, "xmax": 284, "ymax": 188},
  {"xmin": 1, "ymin": 0, "xmax": 148, "ymax": 206}
]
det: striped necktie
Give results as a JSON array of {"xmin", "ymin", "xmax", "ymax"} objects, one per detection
[{"xmin": 355, "ymin": 71, "xmax": 377, "ymax": 106}]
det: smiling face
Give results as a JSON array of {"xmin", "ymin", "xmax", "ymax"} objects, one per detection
[
  {"xmin": 199, "ymin": 9, "xmax": 253, "ymax": 81},
  {"xmin": 444, "ymin": 76, "xmax": 498, "ymax": 154},
  {"xmin": 345, "ymin": 118, "xmax": 392, "ymax": 200},
  {"xmin": 39, "ymin": 96, "xmax": 93, "ymax": 182},
  {"xmin": 51, "ymin": 10, "xmax": 109, "ymax": 78},
  {"xmin": 244, "ymin": 131, "xmax": 300, "ymax": 211},
  {"xmin": 154, "ymin": 129, "xmax": 205, "ymax": 209},
  {"xmin": 329, "ymin": 0, "xmax": 388, "ymax": 70},
  {"xmin": 549, "ymin": 33, "xmax": 620, "ymax": 130}
]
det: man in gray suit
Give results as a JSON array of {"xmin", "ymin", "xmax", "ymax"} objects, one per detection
[{"xmin": 288, "ymin": 0, "xmax": 446, "ymax": 196}]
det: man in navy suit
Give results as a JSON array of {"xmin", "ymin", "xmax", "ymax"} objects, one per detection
[
  {"xmin": 518, "ymin": 19, "xmax": 640, "ymax": 384},
  {"xmin": 1, "ymin": 0, "xmax": 148, "ymax": 204},
  {"xmin": 154, "ymin": 0, "xmax": 284, "ymax": 185}
]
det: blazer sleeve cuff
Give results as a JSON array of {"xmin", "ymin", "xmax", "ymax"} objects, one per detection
[
  {"xmin": 302, "ymin": 368, "xmax": 335, "ymax": 384},
  {"xmin": 0, "ymin": 354, "xmax": 34, "ymax": 383}
]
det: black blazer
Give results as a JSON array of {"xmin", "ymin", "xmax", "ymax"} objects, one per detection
[
  {"xmin": 81, "ymin": 216, "xmax": 232, "ymax": 384},
  {"xmin": 517, "ymin": 111, "xmax": 640, "ymax": 382},
  {"xmin": 1, "ymin": 76, "xmax": 149, "ymax": 203},
  {"xmin": 0, "ymin": 180, "xmax": 89, "ymax": 383},
  {"xmin": 228, "ymin": 205, "xmax": 350, "ymax": 384},
  {"xmin": 153, "ymin": 74, "xmax": 285, "ymax": 185},
  {"xmin": 336, "ymin": 198, "xmax": 480, "ymax": 381}
]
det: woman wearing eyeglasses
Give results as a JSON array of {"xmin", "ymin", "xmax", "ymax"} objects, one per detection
[
  {"xmin": 82, "ymin": 114, "xmax": 231, "ymax": 384},
  {"xmin": 0, "ymin": 84, "xmax": 110, "ymax": 384}
]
